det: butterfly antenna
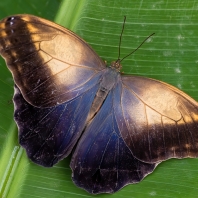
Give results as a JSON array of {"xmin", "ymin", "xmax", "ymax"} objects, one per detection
[
  {"xmin": 120, "ymin": 32, "xmax": 155, "ymax": 62},
  {"xmin": 118, "ymin": 16, "xmax": 126, "ymax": 61}
]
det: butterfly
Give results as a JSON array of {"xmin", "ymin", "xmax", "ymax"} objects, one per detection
[{"xmin": 1, "ymin": 14, "xmax": 198, "ymax": 194}]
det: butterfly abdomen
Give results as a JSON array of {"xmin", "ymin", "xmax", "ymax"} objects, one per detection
[{"xmin": 86, "ymin": 67, "xmax": 120, "ymax": 122}]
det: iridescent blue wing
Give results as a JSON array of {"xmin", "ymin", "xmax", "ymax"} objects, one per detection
[
  {"xmin": 0, "ymin": 15, "xmax": 105, "ymax": 107},
  {"xmin": 14, "ymin": 83, "xmax": 99, "ymax": 167},
  {"xmin": 70, "ymin": 83, "xmax": 156, "ymax": 194},
  {"xmin": 115, "ymin": 76, "xmax": 198, "ymax": 163}
]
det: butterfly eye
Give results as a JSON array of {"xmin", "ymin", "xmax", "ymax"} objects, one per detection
[{"xmin": 110, "ymin": 60, "xmax": 122, "ymax": 71}]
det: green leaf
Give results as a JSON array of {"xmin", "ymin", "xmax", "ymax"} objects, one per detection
[{"xmin": 1, "ymin": 0, "xmax": 198, "ymax": 197}]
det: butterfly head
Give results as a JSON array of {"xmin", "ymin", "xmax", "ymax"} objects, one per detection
[{"xmin": 110, "ymin": 59, "xmax": 122, "ymax": 72}]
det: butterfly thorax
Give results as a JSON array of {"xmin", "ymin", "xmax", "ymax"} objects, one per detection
[{"xmin": 86, "ymin": 67, "xmax": 120, "ymax": 122}]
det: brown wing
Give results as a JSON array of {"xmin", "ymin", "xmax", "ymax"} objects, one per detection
[
  {"xmin": 0, "ymin": 15, "xmax": 105, "ymax": 107},
  {"xmin": 113, "ymin": 76, "xmax": 198, "ymax": 163}
]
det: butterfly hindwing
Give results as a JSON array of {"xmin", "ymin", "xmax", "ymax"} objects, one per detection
[
  {"xmin": 0, "ymin": 15, "xmax": 105, "ymax": 107},
  {"xmin": 70, "ymin": 84, "xmax": 156, "ymax": 194},
  {"xmin": 14, "ymin": 83, "xmax": 100, "ymax": 167}
]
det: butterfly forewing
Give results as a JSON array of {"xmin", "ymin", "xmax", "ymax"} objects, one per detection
[
  {"xmin": 0, "ymin": 15, "xmax": 105, "ymax": 107},
  {"xmin": 116, "ymin": 76, "xmax": 198, "ymax": 163}
]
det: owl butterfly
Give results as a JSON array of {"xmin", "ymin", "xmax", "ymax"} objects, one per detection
[{"xmin": 0, "ymin": 14, "xmax": 198, "ymax": 194}]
